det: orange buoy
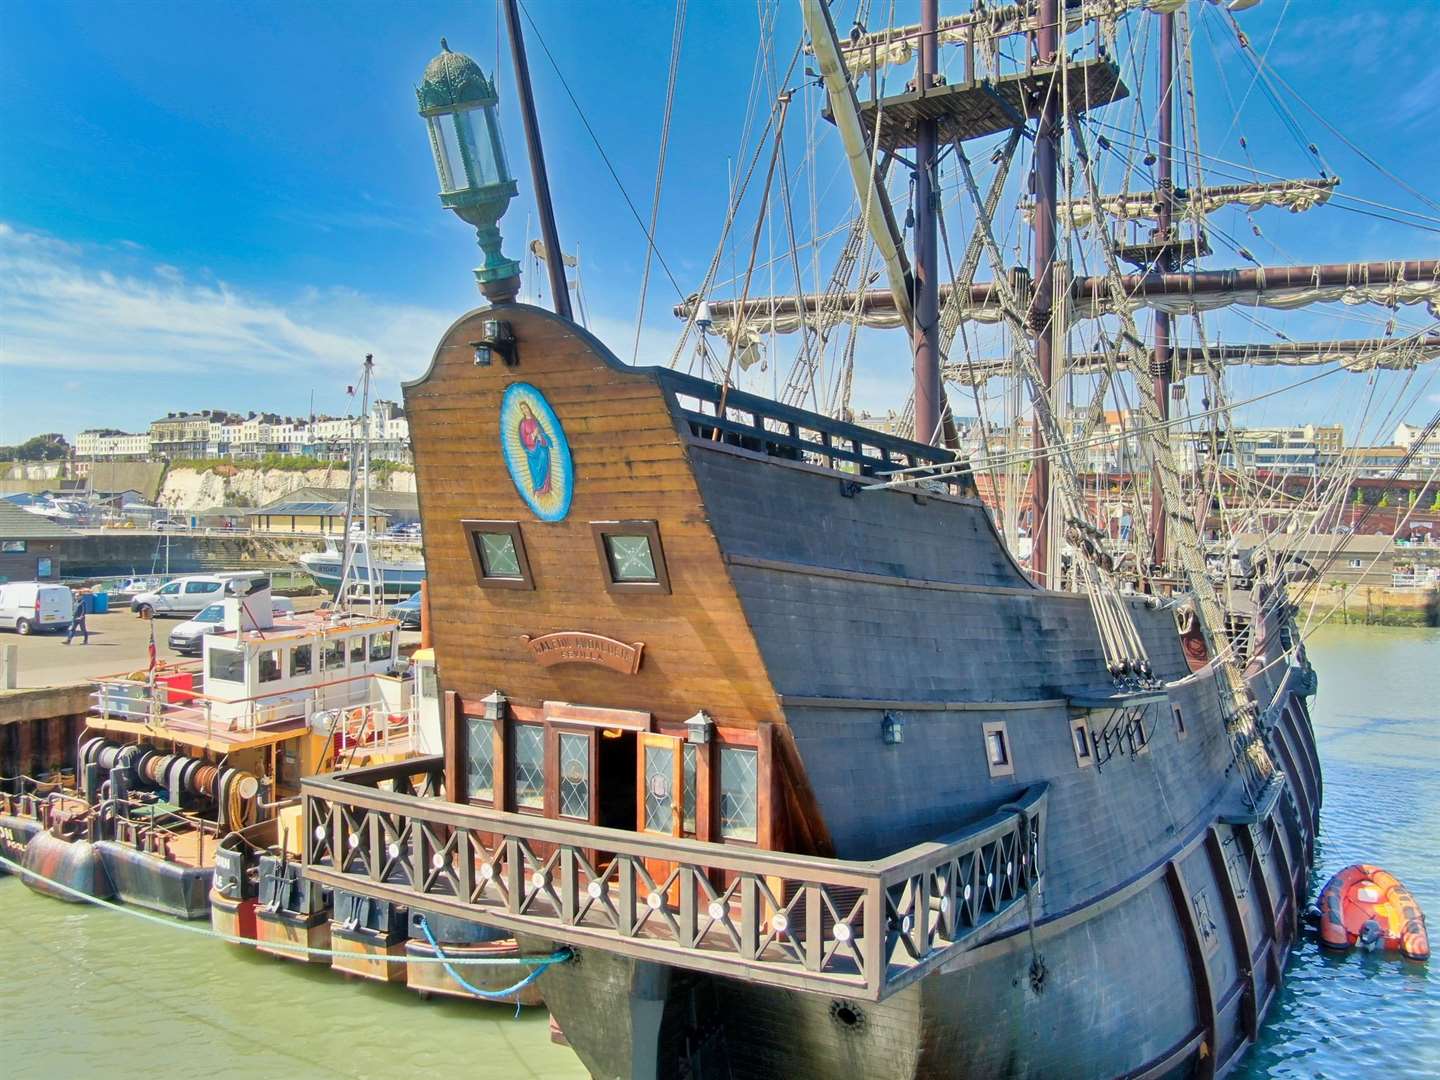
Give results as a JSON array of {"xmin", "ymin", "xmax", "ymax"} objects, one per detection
[{"xmin": 1318, "ymin": 864, "xmax": 1429, "ymax": 961}]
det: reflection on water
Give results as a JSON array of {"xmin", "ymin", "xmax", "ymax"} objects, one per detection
[
  {"xmin": 1237, "ymin": 624, "xmax": 1438, "ymax": 1079},
  {"xmin": 0, "ymin": 884, "xmax": 586, "ymax": 1080},
  {"xmin": 2, "ymin": 625, "xmax": 1434, "ymax": 1078}
]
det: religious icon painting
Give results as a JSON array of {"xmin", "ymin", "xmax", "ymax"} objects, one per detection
[{"xmin": 499, "ymin": 382, "xmax": 574, "ymax": 522}]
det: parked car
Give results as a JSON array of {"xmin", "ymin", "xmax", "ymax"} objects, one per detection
[
  {"xmin": 130, "ymin": 573, "xmax": 271, "ymax": 619},
  {"xmin": 0, "ymin": 581, "xmax": 74, "ymax": 635},
  {"xmin": 168, "ymin": 597, "xmax": 296, "ymax": 655},
  {"xmin": 154, "ymin": 519, "xmax": 192, "ymax": 531},
  {"xmin": 386, "ymin": 591, "xmax": 422, "ymax": 629}
]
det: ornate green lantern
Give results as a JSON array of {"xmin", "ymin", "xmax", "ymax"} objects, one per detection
[{"xmin": 417, "ymin": 39, "xmax": 520, "ymax": 301}]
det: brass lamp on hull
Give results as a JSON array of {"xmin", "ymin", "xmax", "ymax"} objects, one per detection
[{"xmin": 417, "ymin": 39, "xmax": 521, "ymax": 303}]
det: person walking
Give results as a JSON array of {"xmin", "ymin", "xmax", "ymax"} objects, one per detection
[{"xmin": 65, "ymin": 591, "xmax": 89, "ymax": 645}]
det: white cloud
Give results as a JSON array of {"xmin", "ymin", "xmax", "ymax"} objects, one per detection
[{"xmin": 0, "ymin": 223, "xmax": 455, "ymax": 382}]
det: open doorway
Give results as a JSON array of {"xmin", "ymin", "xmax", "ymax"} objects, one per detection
[{"xmin": 595, "ymin": 729, "xmax": 637, "ymax": 832}]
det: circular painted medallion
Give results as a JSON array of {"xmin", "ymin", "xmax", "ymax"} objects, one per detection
[{"xmin": 499, "ymin": 382, "xmax": 574, "ymax": 522}]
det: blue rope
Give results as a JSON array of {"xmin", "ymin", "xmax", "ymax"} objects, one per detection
[{"xmin": 414, "ymin": 913, "xmax": 568, "ymax": 1014}]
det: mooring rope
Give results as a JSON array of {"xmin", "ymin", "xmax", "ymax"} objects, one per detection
[
  {"xmin": 414, "ymin": 913, "xmax": 550, "ymax": 1013},
  {"xmin": 0, "ymin": 852, "xmax": 571, "ymax": 984}
]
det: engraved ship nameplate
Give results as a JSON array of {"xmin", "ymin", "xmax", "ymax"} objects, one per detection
[{"xmin": 520, "ymin": 632, "xmax": 645, "ymax": 674}]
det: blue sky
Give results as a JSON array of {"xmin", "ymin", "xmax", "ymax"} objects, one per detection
[{"xmin": 2, "ymin": 0, "xmax": 1437, "ymax": 445}]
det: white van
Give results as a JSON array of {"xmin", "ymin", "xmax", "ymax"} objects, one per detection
[
  {"xmin": 130, "ymin": 573, "xmax": 271, "ymax": 619},
  {"xmin": 0, "ymin": 582, "xmax": 75, "ymax": 635}
]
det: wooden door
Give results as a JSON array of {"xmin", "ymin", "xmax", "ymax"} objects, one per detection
[{"xmin": 637, "ymin": 733, "xmax": 683, "ymax": 901}]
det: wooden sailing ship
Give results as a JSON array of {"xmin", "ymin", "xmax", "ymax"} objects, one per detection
[{"xmin": 299, "ymin": 1, "xmax": 1435, "ymax": 1075}]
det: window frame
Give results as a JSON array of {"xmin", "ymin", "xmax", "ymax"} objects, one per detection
[
  {"xmin": 1070, "ymin": 718, "xmax": 1093, "ymax": 769},
  {"xmin": 461, "ymin": 520, "xmax": 533, "ymax": 590},
  {"xmin": 510, "ymin": 721, "xmax": 546, "ymax": 814},
  {"xmin": 590, "ymin": 520, "xmax": 671, "ymax": 595},
  {"xmin": 256, "ymin": 647, "xmax": 283, "ymax": 684},
  {"xmin": 291, "ymin": 643, "xmax": 313, "ymax": 677},
  {"xmin": 717, "ymin": 744, "xmax": 759, "ymax": 843},
  {"xmin": 465, "ymin": 715, "xmax": 498, "ymax": 806},
  {"xmin": 982, "ymin": 721, "xmax": 1014, "ymax": 779}
]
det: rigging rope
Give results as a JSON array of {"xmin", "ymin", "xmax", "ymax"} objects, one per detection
[{"xmin": 631, "ymin": 0, "xmax": 688, "ymax": 362}]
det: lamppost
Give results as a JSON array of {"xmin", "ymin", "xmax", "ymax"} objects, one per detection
[{"xmin": 417, "ymin": 39, "xmax": 520, "ymax": 303}]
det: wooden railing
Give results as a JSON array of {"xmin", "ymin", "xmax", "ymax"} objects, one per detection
[
  {"xmin": 655, "ymin": 367, "xmax": 970, "ymax": 494},
  {"xmin": 301, "ymin": 759, "xmax": 1046, "ymax": 1002}
]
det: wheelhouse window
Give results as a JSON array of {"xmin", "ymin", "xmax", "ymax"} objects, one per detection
[
  {"xmin": 461, "ymin": 520, "xmax": 533, "ymax": 589},
  {"xmin": 208, "ymin": 647, "xmax": 245, "ymax": 683},
  {"xmin": 291, "ymin": 644, "xmax": 312, "ymax": 677},
  {"xmin": 369, "ymin": 631, "xmax": 393, "ymax": 663},
  {"xmin": 466, "ymin": 717, "xmax": 495, "ymax": 802},
  {"xmin": 322, "ymin": 638, "xmax": 345, "ymax": 670},
  {"xmin": 983, "ymin": 721, "xmax": 1014, "ymax": 778},
  {"xmin": 718, "ymin": 746, "xmax": 757, "ymax": 841},
  {"xmin": 512, "ymin": 723, "xmax": 544, "ymax": 810},
  {"xmin": 349, "ymin": 635, "xmax": 366, "ymax": 663},
  {"xmin": 257, "ymin": 648, "xmax": 282, "ymax": 683},
  {"xmin": 591, "ymin": 521, "xmax": 671, "ymax": 594}
]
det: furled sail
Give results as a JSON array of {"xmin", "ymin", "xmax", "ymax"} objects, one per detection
[
  {"xmin": 680, "ymin": 259, "xmax": 1440, "ymax": 338},
  {"xmin": 1019, "ymin": 177, "xmax": 1340, "ymax": 228}
]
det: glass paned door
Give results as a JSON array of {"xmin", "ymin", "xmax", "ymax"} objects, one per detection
[
  {"xmin": 557, "ymin": 730, "xmax": 593, "ymax": 821},
  {"xmin": 637, "ymin": 733, "xmax": 684, "ymax": 907},
  {"xmin": 639, "ymin": 734, "xmax": 682, "ymax": 835}
]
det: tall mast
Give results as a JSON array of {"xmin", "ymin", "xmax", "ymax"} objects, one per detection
[
  {"xmin": 1031, "ymin": 0, "xmax": 1060, "ymax": 587},
  {"xmin": 502, "ymin": 0, "xmax": 572, "ymax": 321},
  {"xmin": 912, "ymin": 0, "xmax": 942, "ymax": 446},
  {"xmin": 1150, "ymin": 8, "xmax": 1175, "ymax": 572}
]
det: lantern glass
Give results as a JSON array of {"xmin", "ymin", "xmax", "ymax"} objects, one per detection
[{"xmin": 428, "ymin": 106, "xmax": 509, "ymax": 195}]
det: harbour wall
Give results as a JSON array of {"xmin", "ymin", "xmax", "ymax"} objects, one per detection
[
  {"xmin": 1305, "ymin": 584, "xmax": 1438, "ymax": 627},
  {"xmin": 0, "ymin": 683, "xmax": 89, "ymax": 780},
  {"xmin": 58, "ymin": 533, "xmax": 327, "ymax": 578}
]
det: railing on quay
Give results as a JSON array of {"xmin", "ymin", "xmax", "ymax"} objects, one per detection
[{"xmin": 302, "ymin": 759, "xmax": 1046, "ymax": 1002}]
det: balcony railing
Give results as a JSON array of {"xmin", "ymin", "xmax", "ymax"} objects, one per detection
[{"xmin": 301, "ymin": 760, "xmax": 1046, "ymax": 1002}]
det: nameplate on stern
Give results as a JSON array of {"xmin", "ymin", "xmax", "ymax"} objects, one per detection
[{"xmin": 520, "ymin": 632, "xmax": 645, "ymax": 675}]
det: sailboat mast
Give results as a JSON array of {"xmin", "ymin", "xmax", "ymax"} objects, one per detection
[
  {"xmin": 912, "ymin": 0, "xmax": 942, "ymax": 446},
  {"xmin": 1150, "ymin": 8, "xmax": 1176, "ymax": 572},
  {"xmin": 502, "ymin": 0, "xmax": 572, "ymax": 321},
  {"xmin": 1031, "ymin": 0, "xmax": 1060, "ymax": 587}
]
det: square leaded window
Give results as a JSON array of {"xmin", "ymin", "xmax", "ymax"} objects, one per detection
[
  {"xmin": 718, "ymin": 746, "xmax": 757, "ymax": 842},
  {"xmin": 466, "ymin": 717, "xmax": 495, "ymax": 802},
  {"xmin": 512, "ymin": 723, "xmax": 544, "ymax": 811},
  {"xmin": 591, "ymin": 521, "xmax": 670, "ymax": 594},
  {"xmin": 461, "ymin": 520, "xmax": 533, "ymax": 589}
]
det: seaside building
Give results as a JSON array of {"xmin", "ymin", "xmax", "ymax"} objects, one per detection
[{"xmin": 0, "ymin": 500, "xmax": 69, "ymax": 581}]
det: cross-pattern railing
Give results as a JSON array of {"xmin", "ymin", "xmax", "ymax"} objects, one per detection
[{"xmin": 301, "ymin": 759, "xmax": 1046, "ymax": 1002}]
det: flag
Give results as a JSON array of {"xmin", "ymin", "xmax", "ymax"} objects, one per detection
[{"xmin": 147, "ymin": 617, "xmax": 157, "ymax": 672}]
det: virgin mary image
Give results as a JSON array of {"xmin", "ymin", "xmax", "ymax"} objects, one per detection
[{"xmin": 517, "ymin": 401, "xmax": 552, "ymax": 495}]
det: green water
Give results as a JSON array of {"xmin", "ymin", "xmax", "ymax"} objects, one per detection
[{"xmin": 2, "ymin": 625, "xmax": 1435, "ymax": 1078}]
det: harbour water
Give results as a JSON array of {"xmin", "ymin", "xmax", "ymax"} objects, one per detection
[{"xmin": 1, "ymin": 624, "xmax": 1434, "ymax": 1079}]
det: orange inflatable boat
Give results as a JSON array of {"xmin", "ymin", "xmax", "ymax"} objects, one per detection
[{"xmin": 1318, "ymin": 864, "xmax": 1429, "ymax": 961}]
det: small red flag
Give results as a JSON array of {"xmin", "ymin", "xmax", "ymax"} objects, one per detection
[{"xmin": 147, "ymin": 618, "xmax": 158, "ymax": 672}]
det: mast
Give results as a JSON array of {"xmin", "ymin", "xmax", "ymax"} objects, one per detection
[
  {"xmin": 502, "ymin": 0, "xmax": 572, "ymax": 322},
  {"xmin": 1149, "ymin": 7, "xmax": 1175, "ymax": 572},
  {"xmin": 912, "ymin": 0, "xmax": 942, "ymax": 446},
  {"xmin": 1031, "ymin": 0, "xmax": 1059, "ymax": 587}
]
